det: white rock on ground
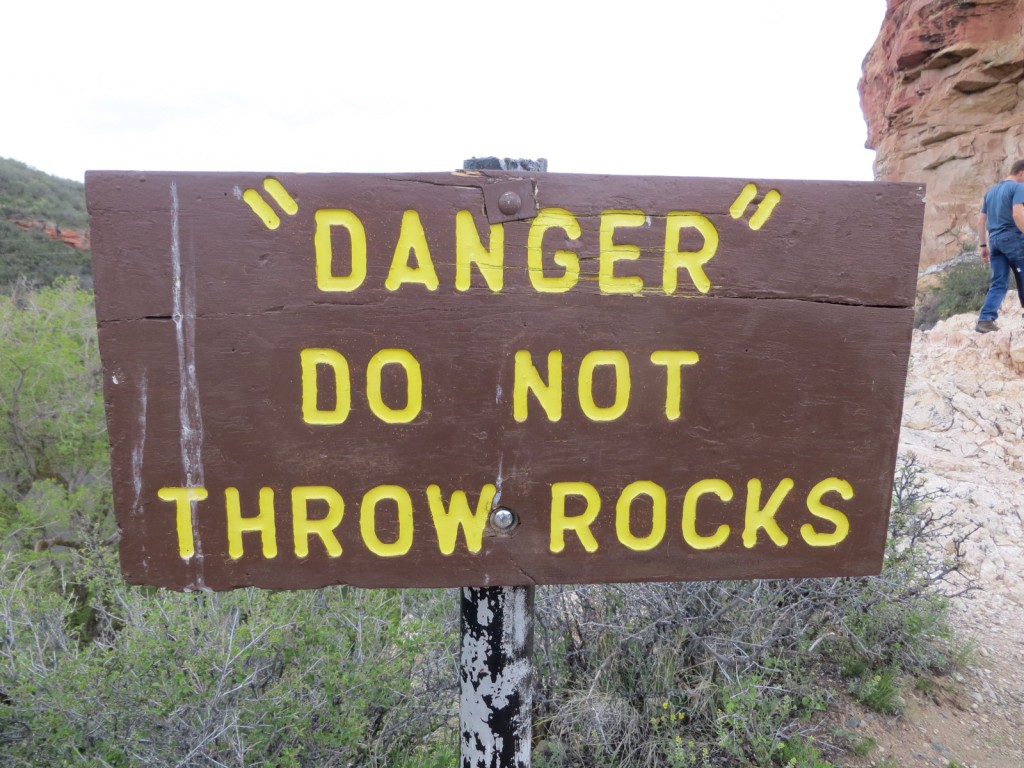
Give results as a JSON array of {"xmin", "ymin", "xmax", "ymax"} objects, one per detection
[{"xmin": 899, "ymin": 291, "xmax": 1024, "ymax": 600}]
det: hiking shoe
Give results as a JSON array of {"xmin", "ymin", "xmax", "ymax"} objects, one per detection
[{"xmin": 976, "ymin": 320, "xmax": 999, "ymax": 333}]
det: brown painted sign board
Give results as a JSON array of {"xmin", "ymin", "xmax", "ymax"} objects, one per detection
[{"xmin": 86, "ymin": 171, "xmax": 924, "ymax": 591}]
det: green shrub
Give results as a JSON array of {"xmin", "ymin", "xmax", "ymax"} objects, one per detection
[
  {"xmin": 849, "ymin": 667, "xmax": 903, "ymax": 714},
  {"xmin": 849, "ymin": 735, "xmax": 877, "ymax": 757},
  {"xmin": 774, "ymin": 736, "xmax": 835, "ymax": 768},
  {"xmin": 916, "ymin": 260, "xmax": 991, "ymax": 329},
  {"xmin": 532, "ymin": 455, "xmax": 974, "ymax": 767},
  {"xmin": 0, "ymin": 279, "xmax": 111, "ymax": 553},
  {"xmin": 0, "ymin": 558, "xmax": 459, "ymax": 767}
]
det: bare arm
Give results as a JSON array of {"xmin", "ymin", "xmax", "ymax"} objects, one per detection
[
  {"xmin": 979, "ymin": 212, "xmax": 989, "ymax": 262},
  {"xmin": 1014, "ymin": 203, "xmax": 1024, "ymax": 234}
]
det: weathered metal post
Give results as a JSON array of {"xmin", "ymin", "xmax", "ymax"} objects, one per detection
[
  {"xmin": 459, "ymin": 156, "xmax": 544, "ymax": 768},
  {"xmin": 460, "ymin": 584, "xmax": 535, "ymax": 767}
]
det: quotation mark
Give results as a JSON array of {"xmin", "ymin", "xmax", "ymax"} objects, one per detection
[
  {"xmin": 730, "ymin": 183, "xmax": 781, "ymax": 231},
  {"xmin": 242, "ymin": 178, "xmax": 298, "ymax": 230}
]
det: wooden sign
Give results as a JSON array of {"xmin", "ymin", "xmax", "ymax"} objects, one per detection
[{"xmin": 86, "ymin": 171, "xmax": 923, "ymax": 591}]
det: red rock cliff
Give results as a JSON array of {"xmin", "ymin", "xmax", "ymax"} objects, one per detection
[
  {"xmin": 11, "ymin": 218, "xmax": 91, "ymax": 251},
  {"xmin": 860, "ymin": 0, "xmax": 1024, "ymax": 275}
]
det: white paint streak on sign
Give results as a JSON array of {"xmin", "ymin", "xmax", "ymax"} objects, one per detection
[
  {"xmin": 130, "ymin": 372, "xmax": 148, "ymax": 517},
  {"xmin": 170, "ymin": 182, "xmax": 207, "ymax": 582},
  {"xmin": 494, "ymin": 454, "xmax": 505, "ymax": 507}
]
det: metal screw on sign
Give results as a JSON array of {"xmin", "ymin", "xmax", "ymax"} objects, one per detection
[{"xmin": 491, "ymin": 507, "xmax": 517, "ymax": 533}]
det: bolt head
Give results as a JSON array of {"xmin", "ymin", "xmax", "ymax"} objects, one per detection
[
  {"xmin": 497, "ymin": 191, "xmax": 522, "ymax": 216},
  {"xmin": 491, "ymin": 508, "xmax": 517, "ymax": 531}
]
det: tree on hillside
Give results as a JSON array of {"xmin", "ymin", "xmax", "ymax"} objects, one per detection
[{"xmin": 0, "ymin": 279, "xmax": 111, "ymax": 550}]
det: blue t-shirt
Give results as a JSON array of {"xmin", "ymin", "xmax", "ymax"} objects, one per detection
[{"xmin": 982, "ymin": 180, "xmax": 1024, "ymax": 239}]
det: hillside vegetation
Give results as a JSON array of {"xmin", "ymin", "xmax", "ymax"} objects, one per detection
[{"xmin": 0, "ymin": 157, "xmax": 90, "ymax": 286}]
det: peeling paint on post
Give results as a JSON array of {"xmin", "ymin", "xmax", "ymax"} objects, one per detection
[{"xmin": 460, "ymin": 585, "xmax": 534, "ymax": 768}]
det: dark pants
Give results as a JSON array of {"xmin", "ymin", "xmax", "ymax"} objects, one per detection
[{"xmin": 979, "ymin": 232, "xmax": 1024, "ymax": 321}]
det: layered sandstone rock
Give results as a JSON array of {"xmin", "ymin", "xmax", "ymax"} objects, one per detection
[
  {"xmin": 860, "ymin": 0, "xmax": 1024, "ymax": 274},
  {"xmin": 10, "ymin": 218, "xmax": 91, "ymax": 251}
]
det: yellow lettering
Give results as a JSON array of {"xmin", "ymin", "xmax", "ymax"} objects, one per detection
[
  {"xmin": 801, "ymin": 477, "xmax": 853, "ymax": 547},
  {"xmin": 225, "ymin": 487, "xmax": 278, "ymax": 560},
  {"xmin": 292, "ymin": 486, "xmax": 345, "ymax": 558},
  {"xmin": 743, "ymin": 478, "xmax": 793, "ymax": 548},
  {"xmin": 550, "ymin": 482, "xmax": 600, "ymax": 553},
  {"xmin": 385, "ymin": 210, "xmax": 439, "ymax": 291},
  {"xmin": 615, "ymin": 480, "xmax": 666, "ymax": 551},
  {"xmin": 366, "ymin": 349, "xmax": 422, "ymax": 424},
  {"xmin": 730, "ymin": 183, "xmax": 782, "ymax": 231},
  {"xmin": 427, "ymin": 484, "xmax": 497, "ymax": 555},
  {"xmin": 300, "ymin": 348, "xmax": 351, "ymax": 425},
  {"xmin": 682, "ymin": 479, "xmax": 731, "ymax": 550},
  {"xmin": 157, "ymin": 486, "xmax": 207, "ymax": 560},
  {"xmin": 527, "ymin": 208, "xmax": 581, "ymax": 293},
  {"xmin": 599, "ymin": 210, "xmax": 645, "ymax": 294},
  {"xmin": 314, "ymin": 209, "xmax": 367, "ymax": 292},
  {"xmin": 650, "ymin": 350, "xmax": 700, "ymax": 421},
  {"xmin": 663, "ymin": 212, "xmax": 719, "ymax": 294},
  {"xmin": 360, "ymin": 485, "xmax": 414, "ymax": 557},
  {"xmin": 578, "ymin": 350, "xmax": 630, "ymax": 422},
  {"xmin": 455, "ymin": 210, "xmax": 504, "ymax": 292},
  {"xmin": 514, "ymin": 350, "xmax": 563, "ymax": 422}
]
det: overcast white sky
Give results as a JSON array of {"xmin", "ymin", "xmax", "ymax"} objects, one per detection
[{"xmin": 2, "ymin": 0, "xmax": 888, "ymax": 184}]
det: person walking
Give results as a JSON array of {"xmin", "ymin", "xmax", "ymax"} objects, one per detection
[{"xmin": 976, "ymin": 159, "xmax": 1024, "ymax": 333}]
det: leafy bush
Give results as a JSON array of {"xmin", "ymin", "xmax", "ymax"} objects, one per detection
[
  {"xmin": 0, "ymin": 279, "xmax": 110, "ymax": 552},
  {"xmin": 774, "ymin": 736, "xmax": 833, "ymax": 768},
  {"xmin": 531, "ymin": 456, "xmax": 973, "ymax": 767},
  {"xmin": 0, "ymin": 556, "xmax": 459, "ymax": 767},
  {"xmin": 916, "ymin": 260, "xmax": 991, "ymax": 329},
  {"xmin": 848, "ymin": 668, "xmax": 902, "ymax": 714}
]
